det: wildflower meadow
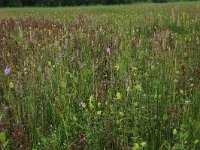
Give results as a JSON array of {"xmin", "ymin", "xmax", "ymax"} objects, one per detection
[{"xmin": 0, "ymin": 2, "xmax": 200, "ymax": 150}]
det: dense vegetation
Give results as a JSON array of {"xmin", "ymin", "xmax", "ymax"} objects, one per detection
[
  {"xmin": 0, "ymin": 0, "xmax": 199, "ymax": 7},
  {"xmin": 0, "ymin": 2, "xmax": 200, "ymax": 150}
]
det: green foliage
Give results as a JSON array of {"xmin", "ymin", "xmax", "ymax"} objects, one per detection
[{"xmin": 0, "ymin": 132, "xmax": 9, "ymax": 150}]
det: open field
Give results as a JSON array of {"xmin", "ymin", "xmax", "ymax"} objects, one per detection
[{"xmin": 0, "ymin": 2, "xmax": 200, "ymax": 150}]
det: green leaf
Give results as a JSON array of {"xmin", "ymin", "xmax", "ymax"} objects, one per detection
[
  {"xmin": 0, "ymin": 132, "xmax": 6, "ymax": 143},
  {"xmin": 3, "ymin": 140, "xmax": 9, "ymax": 149},
  {"xmin": 163, "ymin": 113, "xmax": 168, "ymax": 121}
]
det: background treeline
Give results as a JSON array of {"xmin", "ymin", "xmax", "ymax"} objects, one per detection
[{"xmin": 0, "ymin": 0, "xmax": 198, "ymax": 7}]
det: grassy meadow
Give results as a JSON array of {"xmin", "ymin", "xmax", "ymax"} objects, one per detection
[{"xmin": 0, "ymin": 2, "xmax": 200, "ymax": 150}]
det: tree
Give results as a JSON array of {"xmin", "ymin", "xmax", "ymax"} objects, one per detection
[
  {"xmin": 1, "ymin": 0, "xmax": 22, "ymax": 7},
  {"xmin": 22, "ymin": 0, "xmax": 37, "ymax": 6}
]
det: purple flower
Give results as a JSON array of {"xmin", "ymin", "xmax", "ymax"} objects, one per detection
[
  {"xmin": 64, "ymin": 43, "xmax": 67, "ymax": 49},
  {"xmin": 4, "ymin": 65, "xmax": 11, "ymax": 75},
  {"xmin": 79, "ymin": 99, "xmax": 83, "ymax": 106},
  {"xmin": 79, "ymin": 99, "xmax": 86, "ymax": 108},
  {"xmin": 106, "ymin": 47, "xmax": 111, "ymax": 55}
]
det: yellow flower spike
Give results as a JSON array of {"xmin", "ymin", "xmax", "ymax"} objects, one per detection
[
  {"xmin": 131, "ymin": 66, "xmax": 138, "ymax": 72},
  {"xmin": 140, "ymin": 141, "xmax": 146, "ymax": 148},
  {"xmin": 97, "ymin": 111, "xmax": 102, "ymax": 115},
  {"xmin": 82, "ymin": 103, "xmax": 86, "ymax": 108},
  {"xmin": 7, "ymin": 53, "xmax": 11, "ymax": 57},
  {"xmin": 9, "ymin": 82, "xmax": 14, "ymax": 89},
  {"xmin": 194, "ymin": 139, "xmax": 199, "ymax": 145},
  {"xmin": 109, "ymin": 105, "xmax": 114, "ymax": 114},
  {"xmin": 173, "ymin": 128, "xmax": 177, "ymax": 136},
  {"xmin": 115, "ymin": 92, "xmax": 121, "ymax": 100},
  {"xmin": 132, "ymin": 143, "xmax": 139, "ymax": 150},
  {"xmin": 119, "ymin": 111, "xmax": 125, "ymax": 117},
  {"xmin": 89, "ymin": 102, "xmax": 94, "ymax": 110},
  {"xmin": 115, "ymin": 63, "xmax": 120, "ymax": 71},
  {"xmin": 89, "ymin": 95, "xmax": 94, "ymax": 110},
  {"xmin": 89, "ymin": 95, "xmax": 94, "ymax": 102},
  {"xmin": 98, "ymin": 102, "xmax": 101, "ymax": 107},
  {"xmin": 48, "ymin": 61, "xmax": 52, "ymax": 67},
  {"xmin": 135, "ymin": 84, "xmax": 142, "ymax": 91},
  {"xmin": 105, "ymin": 101, "xmax": 108, "ymax": 105},
  {"xmin": 126, "ymin": 86, "xmax": 131, "ymax": 93}
]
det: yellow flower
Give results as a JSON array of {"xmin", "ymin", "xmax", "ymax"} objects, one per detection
[
  {"xmin": 132, "ymin": 143, "xmax": 139, "ymax": 150},
  {"xmin": 115, "ymin": 92, "xmax": 121, "ymax": 100},
  {"xmin": 173, "ymin": 129, "xmax": 177, "ymax": 136},
  {"xmin": 82, "ymin": 103, "xmax": 86, "ymax": 108},
  {"xmin": 131, "ymin": 66, "xmax": 138, "ymax": 72},
  {"xmin": 115, "ymin": 63, "xmax": 120, "ymax": 71},
  {"xmin": 9, "ymin": 82, "xmax": 14, "ymax": 89},
  {"xmin": 97, "ymin": 111, "xmax": 102, "ymax": 115},
  {"xmin": 89, "ymin": 95, "xmax": 94, "ymax": 110},
  {"xmin": 119, "ymin": 111, "xmax": 125, "ymax": 117},
  {"xmin": 105, "ymin": 101, "xmax": 108, "ymax": 105},
  {"xmin": 89, "ymin": 95, "xmax": 94, "ymax": 102},
  {"xmin": 194, "ymin": 139, "xmax": 199, "ymax": 144},
  {"xmin": 89, "ymin": 103, "xmax": 94, "ymax": 110},
  {"xmin": 98, "ymin": 102, "xmax": 101, "ymax": 107},
  {"xmin": 140, "ymin": 141, "xmax": 146, "ymax": 148},
  {"xmin": 48, "ymin": 61, "xmax": 52, "ymax": 66},
  {"xmin": 109, "ymin": 105, "xmax": 114, "ymax": 114},
  {"xmin": 126, "ymin": 86, "xmax": 131, "ymax": 93},
  {"xmin": 135, "ymin": 84, "xmax": 142, "ymax": 91}
]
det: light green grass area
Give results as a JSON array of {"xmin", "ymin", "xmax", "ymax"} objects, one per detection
[{"xmin": 0, "ymin": 2, "xmax": 200, "ymax": 150}]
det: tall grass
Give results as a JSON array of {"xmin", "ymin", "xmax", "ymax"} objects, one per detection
[{"xmin": 0, "ymin": 2, "xmax": 200, "ymax": 150}]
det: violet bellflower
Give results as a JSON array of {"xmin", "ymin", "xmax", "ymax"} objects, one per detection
[
  {"xmin": 4, "ymin": 65, "xmax": 11, "ymax": 75},
  {"xmin": 106, "ymin": 47, "xmax": 111, "ymax": 55}
]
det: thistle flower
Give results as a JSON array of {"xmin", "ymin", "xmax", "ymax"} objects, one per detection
[
  {"xmin": 4, "ymin": 65, "xmax": 11, "ymax": 75},
  {"xmin": 106, "ymin": 47, "xmax": 111, "ymax": 55}
]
